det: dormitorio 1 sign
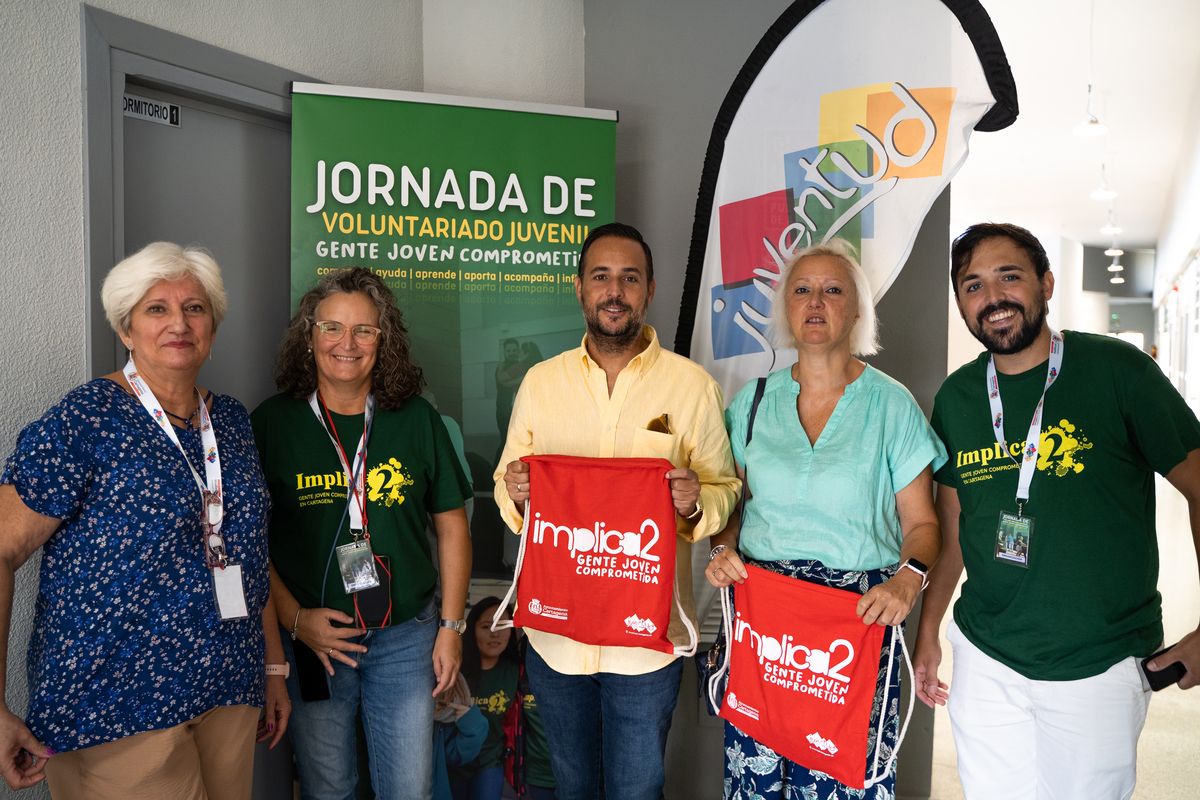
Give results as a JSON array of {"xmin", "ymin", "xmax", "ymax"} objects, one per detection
[{"xmin": 503, "ymin": 455, "xmax": 695, "ymax": 655}]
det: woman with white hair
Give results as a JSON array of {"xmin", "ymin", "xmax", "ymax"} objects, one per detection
[
  {"xmin": 704, "ymin": 238, "xmax": 946, "ymax": 799},
  {"xmin": 0, "ymin": 242, "xmax": 289, "ymax": 798}
]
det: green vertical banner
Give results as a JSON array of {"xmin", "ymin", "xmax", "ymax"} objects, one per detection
[{"xmin": 291, "ymin": 84, "xmax": 616, "ymax": 576}]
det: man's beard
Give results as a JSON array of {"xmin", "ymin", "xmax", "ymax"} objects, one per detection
[
  {"xmin": 584, "ymin": 300, "xmax": 644, "ymax": 353},
  {"xmin": 968, "ymin": 299, "xmax": 1046, "ymax": 355}
]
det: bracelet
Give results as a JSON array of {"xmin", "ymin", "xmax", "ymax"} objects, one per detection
[
  {"xmin": 265, "ymin": 663, "xmax": 290, "ymax": 678},
  {"xmin": 685, "ymin": 499, "xmax": 703, "ymax": 521},
  {"xmin": 291, "ymin": 608, "xmax": 302, "ymax": 641},
  {"xmin": 709, "ymin": 544, "xmax": 728, "ymax": 561}
]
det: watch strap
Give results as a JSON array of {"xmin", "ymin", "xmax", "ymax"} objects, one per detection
[{"xmin": 900, "ymin": 559, "xmax": 930, "ymax": 590}]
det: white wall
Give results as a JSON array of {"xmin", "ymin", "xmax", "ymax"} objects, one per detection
[
  {"xmin": 423, "ymin": 0, "xmax": 583, "ymax": 105},
  {"xmin": 0, "ymin": 0, "xmax": 422, "ymax": 445},
  {"xmin": 0, "ymin": 4, "xmax": 421, "ymax": 794},
  {"xmin": 1156, "ymin": 76, "xmax": 1200, "ymax": 305}
]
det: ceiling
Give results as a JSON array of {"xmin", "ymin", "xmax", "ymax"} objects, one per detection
[{"xmin": 951, "ymin": 0, "xmax": 1200, "ymax": 254}]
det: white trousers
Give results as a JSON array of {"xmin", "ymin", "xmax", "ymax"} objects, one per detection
[{"xmin": 947, "ymin": 620, "xmax": 1151, "ymax": 800}]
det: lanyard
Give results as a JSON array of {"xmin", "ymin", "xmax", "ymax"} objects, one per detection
[
  {"xmin": 123, "ymin": 358, "xmax": 227, "ymax": 565},
  {"xmin": 985, "ymin": 330, "xmax": 1063, "ymax": 511},
  {"xmin": 308, "ymin": 392, "xmax": 374, "ymax": 535}
]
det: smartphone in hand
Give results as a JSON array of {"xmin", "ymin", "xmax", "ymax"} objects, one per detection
[{"xmin": 1140, "ymin": 644, "xmax": 1187, "ymax": 691}]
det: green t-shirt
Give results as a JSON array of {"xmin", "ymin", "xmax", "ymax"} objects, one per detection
[
  {"xmin": 252, "ymin": 393, "xmax": 470, "ymax": 621},
  {"xmin": 521, "ymin": 688, "xmax": 555, "ymax": 789},
  {"xmin": 466, "ymin": 660, "xmax": 518, "ymax": 771},
  {"xmin": 932, "ymin": 331, "xmax": 1200, "ymax": 680}
]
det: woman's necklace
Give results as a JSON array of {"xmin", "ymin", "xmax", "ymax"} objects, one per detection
[{"xmin": 163, "ymin": 390, "xmax": 214, "ymax": 430}]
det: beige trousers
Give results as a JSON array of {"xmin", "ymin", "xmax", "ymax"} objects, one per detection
[{"xmin": 45, "ymin": 704, "xmax": 260, "ymax": 800}]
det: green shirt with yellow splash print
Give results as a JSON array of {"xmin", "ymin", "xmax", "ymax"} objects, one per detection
[
  {"xmin": 465, "ymin": 659, "xmax": 518, "ymax": 772},
  {"xmin": 932, "ymin": 331, "xmax": 1200, "ymax": 681},
  {"xmin": 252, "ymin": 393, "xmax": 470, "ymax": 621}
]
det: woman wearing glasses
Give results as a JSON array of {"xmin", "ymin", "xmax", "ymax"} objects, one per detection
[
  {"xmin": 0, "ymin": 242, "xmax": 288, "ymax": 797},
  {"xmin": 252, "ymin": 267, "xmax": 471, "ymax": 799}
]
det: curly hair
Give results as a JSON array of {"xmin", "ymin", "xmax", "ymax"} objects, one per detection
[{"xmin": 274, "ymin": 268, "xmax": 423, "ymax": 409}]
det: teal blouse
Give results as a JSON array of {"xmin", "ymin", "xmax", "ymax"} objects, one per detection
[{"xmin": 726, "ymin": 365, "xmax": 947, "ymax": 570}]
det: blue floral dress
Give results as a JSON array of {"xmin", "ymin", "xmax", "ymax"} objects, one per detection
[{"xmin": 1, "ymin": 379, "xmax": 270, "ymax": 752}]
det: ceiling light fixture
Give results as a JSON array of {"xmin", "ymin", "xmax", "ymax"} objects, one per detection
[
  {"xmin": 1100, "ymin": 205, "xmax": 1121, "ymax": 238},
  {"xmin": 1075, "ymin": 4, "xmax": 1108, "ymax": 138},
  {"xmin": 1104, "ymin": 246, "xmax": 1124, "ymax": 257},
  {"xmin": 1107, "ymin": 246, "xmax": 1124, "ymax": 273},
  {"xmin": 1109, "ymin": 275, "xmax": 1125, "ymax": 285},
  {"xmin": 1089, "ymin": 164, "xmax": 1118, "ymax": 202},
  {"xmin": 1075, "ymin": 96, "xmax": 1109, "ymax": 137}
]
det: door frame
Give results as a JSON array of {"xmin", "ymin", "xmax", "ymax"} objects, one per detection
[{"xmin": 82, "ymin": 5, "xmax": 313, "ymax": 374}]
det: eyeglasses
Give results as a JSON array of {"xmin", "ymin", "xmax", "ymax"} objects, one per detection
[{"xmin": 312, "ymin": 320, "xmax": 382, "ymax": 344}]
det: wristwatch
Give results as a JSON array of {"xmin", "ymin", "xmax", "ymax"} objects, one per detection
[
  {"xmin": 265, "ymin": 663, "xmax": 290, "ymax": 678},
  {"xmin": 900, "ymin": 557, "xmax": 930, "ymax": 589},
  {"xmin": 439, "ymin": 618, "xmax": 467, "ymax": 634}
]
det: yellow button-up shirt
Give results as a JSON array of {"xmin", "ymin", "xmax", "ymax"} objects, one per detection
[{"xmin": 492, "ymin": 326, "xmax": 740, "ymax": 675}]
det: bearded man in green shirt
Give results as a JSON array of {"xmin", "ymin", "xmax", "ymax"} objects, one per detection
[{"xmin": 914, "ymin": 222, "xmax": 1200, "ymax": 800}]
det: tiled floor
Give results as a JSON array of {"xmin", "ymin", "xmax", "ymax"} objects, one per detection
[{"xmin": 929, "ymin": 475, "xmax": 1200, "ymax": 799}]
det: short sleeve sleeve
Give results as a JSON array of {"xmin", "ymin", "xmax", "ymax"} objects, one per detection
[
  {"xmin": 424, "ymin": 404, "xmax": 472, "ymax": 513},
  {"xmin": 724, "ymin": 379, "xmax": 756, "ymax": 471},
  {"xmin": 930, "ymin": 392, "xmax": 959, "ymax": 488},
  {"xmin": 2, "ymin": 389, "xmax": 97, "ymax": 521},
  {"xmin": 885, "ymin": 388, "xmax": 948, "ymax": 495},
  {"xmin": 1121, "ymin": 350, "xmax": 1200, "ymax": 476}
]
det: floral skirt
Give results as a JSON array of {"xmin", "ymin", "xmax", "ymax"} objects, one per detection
[{"xmin": 723, "ymin": 558, "xmax": 901, "ymax": 800}]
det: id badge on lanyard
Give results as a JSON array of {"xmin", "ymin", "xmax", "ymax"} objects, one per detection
[
  {"xmin": 123, "ymin": 359, "xmax": 248, "ymax": 620},
  {"xmin": 985, "ymin": 331, "xmax": 1063, "ymax": 568},
  {"xmin": 309, "ymin": 393, "xmax": 381, "ymax": 594}
]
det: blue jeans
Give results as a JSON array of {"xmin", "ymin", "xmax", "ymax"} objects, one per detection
[
  {"xmin": 283, "ymin": 601, "xmax": 437, "ymax": 800},
  {"xmin": 450, "ymin": 765, "xmax": 505, "ymax": 800},
  {"xmin": 525, "ymin": 645, "xmax": 682, "ymax": 800}
]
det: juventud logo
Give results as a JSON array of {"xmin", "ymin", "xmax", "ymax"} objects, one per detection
[
  {"xmin": 734, "ymin": 610, "xmax": 855, "ymax": 704},
  {"xmin": 623, "ymin": 613, "xmax": 658, "ymax": 636}
]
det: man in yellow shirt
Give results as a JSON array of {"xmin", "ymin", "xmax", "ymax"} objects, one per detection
[{"xmin": 494, "ymin": 222, "xmax": 740, "ymax": 799}]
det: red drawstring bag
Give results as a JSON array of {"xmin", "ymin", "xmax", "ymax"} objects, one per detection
[
  {"xmin": 493, "ymin": 455, "xmax": 696, "ymax": 656},
  {"xmin": 712, "ymin": 564, "xmax": 911, "ymax": 790}
]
